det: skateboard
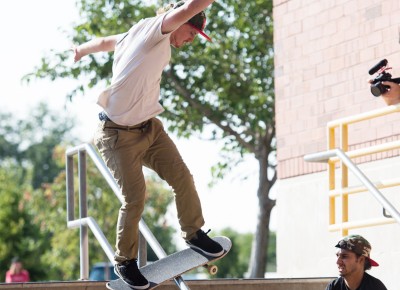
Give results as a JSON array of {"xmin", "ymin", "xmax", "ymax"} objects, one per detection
[{"xmin": 106, "ymin": 236, "xmax": 231, "ymax": 290}]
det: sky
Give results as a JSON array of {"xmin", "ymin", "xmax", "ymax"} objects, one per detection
[{"xmin": 0, "ymin": 1, "xmax": 276, "ymax": 247}]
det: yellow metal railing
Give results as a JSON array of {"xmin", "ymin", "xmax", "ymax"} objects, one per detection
[
  {"xmin": 306, "ymin": 104, "xmax": 400, "ymax": 236},
  {"xmin": 327, "ymin": 104, "xmax": 400, "ymax": 236}
]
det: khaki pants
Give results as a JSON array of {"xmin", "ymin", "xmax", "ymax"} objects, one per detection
[{"xmin": 94, "ymin": 117, "xmax": 205, "ymax": 263}]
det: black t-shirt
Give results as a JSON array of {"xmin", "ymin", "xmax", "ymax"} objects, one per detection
[{"xmin": 325, "ymin": 273, "xmax": 387, "ymax": 290}]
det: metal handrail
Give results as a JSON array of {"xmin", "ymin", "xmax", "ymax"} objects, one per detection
[
  {"xmin": 327, "ymin": 103, "xmax": 400, "ymax": 127},
  {"xmin": 66, "ymin": 143, "xmax": 190, "ymax": 289},
  {"xmin": 304, "ymin": 149, "xmax": 400, "ymax": 225},
  {"xmin": 306, "ymin": 103, "xmax": 400, "ymax": 235}
]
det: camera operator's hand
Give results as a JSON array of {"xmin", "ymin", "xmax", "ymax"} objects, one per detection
[{"xmin": 381, "ymin": 81, "xmax": 400, "ymax": 105}]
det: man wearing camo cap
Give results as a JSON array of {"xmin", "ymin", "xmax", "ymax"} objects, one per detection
[{"xmin": 325, "ymin": 234, "xmax": 387, "ymax": 290}]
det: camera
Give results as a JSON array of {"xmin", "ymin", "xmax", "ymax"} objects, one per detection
[{"xmin": 369, "ymin": 59, "xmax": 400, "ymax": 97}]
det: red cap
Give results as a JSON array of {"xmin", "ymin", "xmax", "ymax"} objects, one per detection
[
  {"xmin": 188, "ymin": 23, "xmax": 212, "ymax": 42},
  {"xmin": 173, "ymin": 1, "xmax": 212, "ymax": 42},
  {"xmin": 187, "ymin": 11, "xmax": 212, "ymax": 42}
]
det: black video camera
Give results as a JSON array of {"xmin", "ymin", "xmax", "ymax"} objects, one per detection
[{"xmin": 369, "ymin": 59, "xmax": 400, "ymax": 97}]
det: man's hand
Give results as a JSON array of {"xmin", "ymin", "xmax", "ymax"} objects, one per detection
[
  {"xmin": 381, "ymin": 81, "xmax": 400, "ymax": 105},
  {"xmin": 71, "ymin": 45, "xmax": 82, "ymax": 63}
]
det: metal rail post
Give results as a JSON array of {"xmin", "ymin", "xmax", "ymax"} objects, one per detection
[{"xmin": 78, "ymin": 150, "xmax": 89, "ymax": 280}]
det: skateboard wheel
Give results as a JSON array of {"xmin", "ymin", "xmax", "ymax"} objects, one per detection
[{"xmin": 207, "ymin": 265, "xmax": 218, "ymax": 275}]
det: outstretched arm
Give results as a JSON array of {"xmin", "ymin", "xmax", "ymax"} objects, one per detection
[
  {"xmin": 72, "ymin": 35, "xmax": 120, "ymax": 62},
  {"xmin": 161, "ymin": 0, "xmax": 215, "ymax": 34}
]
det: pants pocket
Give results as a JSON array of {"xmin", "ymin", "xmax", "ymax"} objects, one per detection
[{"xmin": 94, "ymin": 122, "xmax": 119, "ymax": 151}]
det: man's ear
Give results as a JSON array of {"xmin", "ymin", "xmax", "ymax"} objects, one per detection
[{"xmin": 357, "ymin": 255, "xmax": 365, "ymax": 265}]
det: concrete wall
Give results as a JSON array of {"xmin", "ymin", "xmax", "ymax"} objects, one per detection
[{"xmin": 276, "ymin": 156, "xmax": 400, "ymax": 290}]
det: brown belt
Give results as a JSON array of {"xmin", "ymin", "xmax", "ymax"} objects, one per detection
[{"xmin": 99, "ymin": 111, "xmax": 150, "ymax": 131}]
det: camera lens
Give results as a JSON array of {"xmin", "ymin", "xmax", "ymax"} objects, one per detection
[{"xmin": 370, "ymin": 83, "xmax": 387, "ymax": 97}]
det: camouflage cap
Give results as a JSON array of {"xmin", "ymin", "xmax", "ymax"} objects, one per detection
[{"xmin": 335, "ymin": 235, "xmax": 379, "ymax": 267}]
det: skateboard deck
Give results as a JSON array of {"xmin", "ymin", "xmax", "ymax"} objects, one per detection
[{"xmin": 106, "ymin": 236, "xmax": 231, "ymax": 290}]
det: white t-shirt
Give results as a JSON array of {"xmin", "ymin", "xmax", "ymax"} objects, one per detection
[{"xmin": 97, "ymin": 14, "xmax": 172, "ymax": 126}]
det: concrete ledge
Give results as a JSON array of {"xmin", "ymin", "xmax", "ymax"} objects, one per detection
[
  {"xmin": 166, "ymin": 278, "xmax": 333, "ymax": 290},
  {"xmin": 0, "ymin": 281, "xmax": 106, "ymax": 290},
  {"xmin": 0, "ymin": 278, "xmax": 334, "ymax": 290}
]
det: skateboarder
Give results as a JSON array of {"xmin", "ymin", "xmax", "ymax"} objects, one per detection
[{"xmin": 72, "ymin": 0, "xmax": 223, "ymax": 289}]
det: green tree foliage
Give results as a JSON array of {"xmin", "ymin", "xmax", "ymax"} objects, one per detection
[
  {"xmin": 25, "ymin": 0, "xmax": 275, "ymax": 277},
  {"xmin": 214, "ymin": 228, "xmax": 251, "ymax": 278},
  {"xmin": 212, "ymin": 228, "xmax": 275, "ymax": 278},
  {"xmin": 0, "ymin": 164, "xmax": 49, "ymax": 281},
  {"xmin": 0, "ymin": 104, "xmax": 75, "ymax": 189},
  {"xmin": 0, "ymin": 105, "xmax": 75, "ymax": 281},
  {"xmin": 266, "ymin": 231, "xmax": 276, "ymax": 273}
]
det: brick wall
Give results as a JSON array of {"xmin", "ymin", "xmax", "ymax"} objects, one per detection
[{"xmin": 274, "ymin": 0, "xmax": 400, "ymax": 179}]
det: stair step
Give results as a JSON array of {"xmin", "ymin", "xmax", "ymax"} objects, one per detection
[{"xmin": 0, "ymin": 278, "xmax": 334, "ymax": 290}]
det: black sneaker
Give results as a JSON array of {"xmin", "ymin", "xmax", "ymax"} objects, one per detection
[
  {"xmin": 186, "ymin": 229, "xmax": 224, "ymax": 257},
  {"xmin": 114, "ymin": 259, "xmax": 149, "ymax": 290}
]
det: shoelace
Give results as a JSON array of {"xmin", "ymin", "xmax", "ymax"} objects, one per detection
[{"xmin": 197, "ymin": 229, "xmax": 212, "ymax": 239}]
